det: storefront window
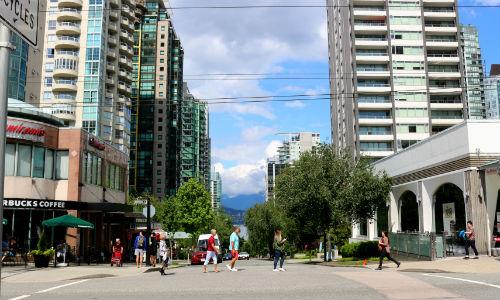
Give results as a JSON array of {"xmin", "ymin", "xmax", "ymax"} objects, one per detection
[
  {"xmin": 55, "ymin": 151, "xmax": 69, "ymax": 179},
  {"xmin": 45, "ymin": 149, "xmax": 54, "ymax": 179},
  {"xmin": 17, "ymin": 144, "xmax": 32, "ymax": 177},
  {"xmin": 33, "ymin": 147, "xmax": 45, "ymax": 178},
  {"xmin": 5, "ymin": 143, "xmax": 15, "ymax": 176}
]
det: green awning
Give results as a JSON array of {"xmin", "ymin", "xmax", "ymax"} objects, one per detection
[{"xmin": 42, "ymin": 214, "xmax": 94, "ymax": 229}]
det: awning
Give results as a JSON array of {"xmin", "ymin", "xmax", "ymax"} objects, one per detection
[{"xmin": 42, "ymin": 214, "xmax": 95, "ymax": 229}]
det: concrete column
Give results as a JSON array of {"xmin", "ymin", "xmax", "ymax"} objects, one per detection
[
  {"xmin": 351, "ymin": 223, "xmax": 360, "ymax": 239},
  {"xmin": 466, "ymin": 170, "xmax": 489, "ymax": 253},
  {"xmin": 389, "ymin": 191, "xmax": 399, "ymax": 232},
  {"xmin": 420, "ymin": 182, "xmax": 433, "ymax": 233},
  {"xmin": 368, "ymin": 219, "xmax": 377, "ymax": 240}
]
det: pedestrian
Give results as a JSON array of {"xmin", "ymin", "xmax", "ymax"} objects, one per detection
[
  {"xmin": 134, "ymin": 231, "xmax": 147, "ymax": 268},
  {"xmin": 273, "ymin": 229, "xmax": 287, "ymax": 272},
  {"xmin": 149, "ymin": 233, "xmax": 158, "ymax": 267},
  {"xmin": 159, "ymin": 236, "xmax": 170, "ymax": 275},
  {"xmin": 226, "ymin": 226, "xmax": 240, "ymax": 272},
  {"xmin": 203, "ymin": 229, "xmax": 220, "ymax": 273},
  {"xmin": 377, "ymin": 231, "xmax": 400, "ymax": 270},
  {"xmin": 464, "ymin": 220, "xmax": 479, "ymax": 259}
]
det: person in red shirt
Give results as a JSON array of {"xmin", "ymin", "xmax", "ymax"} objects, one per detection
[{"xmin": 202, "ymin": 229, "xmax": 219, "ymax": 273}]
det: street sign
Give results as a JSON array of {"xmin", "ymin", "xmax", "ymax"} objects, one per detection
[
  {"xmin": 134, "ymin": 199, "xmax": 148, "ymax": 205},
  {"xmin": 142, "ymin": 205, "xmax": 156, "ymax": 218},
  {"xmin": 0, "ymin": 0, "xmax": 40, "ymax": 47}
]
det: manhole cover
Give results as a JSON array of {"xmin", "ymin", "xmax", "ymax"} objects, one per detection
[{"xmin": 70, "ymin": 274, "xmax": 116, "ymax": 280}]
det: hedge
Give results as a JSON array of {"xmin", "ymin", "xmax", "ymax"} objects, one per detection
[{"xmin": 340, "ymin": 241, "xmax": 379, "ymax": 258}]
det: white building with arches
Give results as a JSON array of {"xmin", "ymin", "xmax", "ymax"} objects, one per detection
[{"xmin": 356, "ymin": 120, "xmax": 500, "ymax": 254}]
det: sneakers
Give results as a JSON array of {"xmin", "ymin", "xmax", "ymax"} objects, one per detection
[
  {"xmin": 273, "ymin": 269, "xmax": 280, "ymax": 272},
  {"xmin": 226, "ymin": 264, "xmax": 232, "ymax": 271},
  {"xmin": 464, "ymin": 256, "xmax": 470, "ymax": 260},
  {"xmin": 397, "ymin": 262, "xmax": 401, "ymax": 268},
  {"xmin": 376, "ymin": 267, "xmax": 382, "ymax": 270},
  {"xmin": 279, "ymin": 268, "xmax": 286, "ymax": 272},
  {"xmin": 230, "ymin": 268, "xmax": 238, "ymax": 272}
]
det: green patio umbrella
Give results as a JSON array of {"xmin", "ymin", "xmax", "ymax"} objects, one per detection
[{"xmin": 42, "ymin": 214, "xmax": 95, "ymax": 229}]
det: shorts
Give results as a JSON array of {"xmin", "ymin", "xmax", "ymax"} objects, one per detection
[
  {"xmin": 134, "ymin": 249, "xmax": 144, "ymax": 257},
  {"xmin": 231, "ymin": 250, "xmax": 239, "ymax": 259},
  {"xmin": 204, "ymin": 251, "xmax": 218, "ymax": 265}
]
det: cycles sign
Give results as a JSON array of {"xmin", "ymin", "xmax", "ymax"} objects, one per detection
[{"xmin": 0, "ymin": 0, "xmax": 39, "ymax": 47}]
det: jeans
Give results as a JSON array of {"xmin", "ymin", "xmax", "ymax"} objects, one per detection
[
  {"xmin": 204, "ymin": 251, "xmax": 218, "ymax": 265},
  {"xmin": 465, "ymin": 240, "xmax": 479, "ymax": 256},
  {"xmin": 379, "ymin": 248, "xmax": 399, "ymax": 268},
  {"xmin": 274, "ymin": 250, "xmax": 285, "ymax": 269}
]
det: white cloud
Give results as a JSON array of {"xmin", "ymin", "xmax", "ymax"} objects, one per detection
[
  {"xmin": 284, "ymin": 100, "xmax": 307, "ymax": 108},
  {"xmin": 265, "ymin": 140, "xmax": 282, "ymax": 158},
  {"xmin": 241, "ymin": 126, "xmax": 277, "ymax": 141},
  {"xmin": 213, "ymin": 161, "xmax": 267, "ymax": 197}
]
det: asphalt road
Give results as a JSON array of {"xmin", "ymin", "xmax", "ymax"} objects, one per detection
[{"xmin": 3, "ymin": 260, "xmax": 500, "ymax": 300}]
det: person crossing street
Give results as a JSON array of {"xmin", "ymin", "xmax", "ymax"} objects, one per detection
[{"xmin": 226, "ymin": 226, "xmax": 240, "ymax": 272}]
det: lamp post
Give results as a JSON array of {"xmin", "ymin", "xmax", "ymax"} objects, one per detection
[{"xmin": 146, "ymin": 197, "xmax": 151, "ymax": 266}]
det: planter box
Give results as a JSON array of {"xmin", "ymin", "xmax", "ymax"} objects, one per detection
[{"xmin": 33, "ymin": 254, "xmax": 50, "ymax": 268}]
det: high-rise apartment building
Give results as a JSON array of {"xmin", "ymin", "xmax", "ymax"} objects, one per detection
[
  {"xmin": 180, "ymin": 84, "xmax": 210, "ymax": 188},
  {"xmin": 38, "ymin": 0, "xmax": 135, "ymax": 153},
  {"xmin": 266, "ymin": 132, "xmax": 320, "ymax": 201},
  {"xmin": 8, "ymin": 35, "xmax": 29, "ymax": 102},
  {"xmin": 210, "ymin": 172, "xmax": 222, "ymax": 210},
  {"xmin": 129, "ymin": 0, "xmax": 184, "ymax": 198},
  {"xmin": 327, "ymin": 0, "xmax": 466, "ymax": 160},
  {"xmin": 460, "ymin": 24, "xmax": 485, "ymax": 119},
  {"xmin": 485, "ymin": 64, "xmax": 500, "ymax": 119}
]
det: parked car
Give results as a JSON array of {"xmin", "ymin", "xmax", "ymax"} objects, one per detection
[
  {"xmin": 238, "ymin": 252, "xmax": 250, "ymax": 260},
  {"xmin": 191, "ymin": 234, "xmax": 223, "ymax": 265},
  {"xmin": 223, "ymin": 253, "xmax": 233, "ymax": 261}
]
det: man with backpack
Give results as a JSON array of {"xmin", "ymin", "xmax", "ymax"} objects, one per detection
[{"xmin": 134, "ymin": 231, "xmax": 147, "ymax": 268}]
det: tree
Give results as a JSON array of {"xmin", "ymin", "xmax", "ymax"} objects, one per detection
[
  {"xmin": 169, "ymin": 178, "xmax": 214, "ymax": 236},
  {"xmin": 244, "ymin": 202, "xmax": 286, "ymax": 257},
  {"xmin": 274, "ymin": 144, "xmax": 392, "ymax": 259}
]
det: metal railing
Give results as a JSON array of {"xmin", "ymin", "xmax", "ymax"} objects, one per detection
[{"xmin": 389, "ymin": 232, "xmax": 444, "ymax": 260}]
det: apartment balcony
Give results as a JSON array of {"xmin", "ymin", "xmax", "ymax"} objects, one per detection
[
  {"xmin": 423, "ymin": 10, "xmax": 456, "ymax": 19},
  {"xmin": 431, "ymin": 116, "xmax": 464, "ymax": 126},
  {"xmin": 57, "ymin": 0, "xmax": 82, "ymax": 8},
  {"xmin": 118, "ymin": 69, "xmax": 132, "ymax": 81},
  {"xmin": 425, "ymin": 40, "xmax": 459, "ymax": 49},
  {"xmin": 118, "ymin": 82, "xmax": 132, "ymax": 95},
  {"xmin": 353, "ymin": 7, "xmax": 387, "ymax": 17},
  {"xmin": 359, "ymin": 133, "xmax": 394, "ymax": 141},
  {"xmin": 109, "ymin": 11, "xmax": 119, "ymax": 20},
  {"xmin": 53, "ymin": 65, "xmax": 78, "ymax": 77},
  {"xmin": 360, "ymin": 150, "xmax": 394, "ymax": 157},
  {"xmin": 357, "ymin": 84, "xmax": 391, "ymax": 93},
  {"xmin": 353, "ymin": 23, "xmax": 387, "ymax": 33},
  {"xmin": 106, "ymin": 77, "xmax": 116, "ymax": 86},
  {"xmin": 56, "ymin": 22, "xmax": 81, "ymax": 35},
  {"xmin": 119, "ymin": 31, "xmax": 134, "ymax": 45},
  {"xmin": 428, "ymin": 71, "xmax": 461, "ymax": 79},
  {"xmin": 55, "ymin": 36, "xmax": 80, "ymax": 49},
  {"xmin": 358, "ymin": 116, "xmax": 393, "ymax": 125},
  {"xmin": 121, "ymin": 6, "xmax": 134, "ymax": 18},
  {"xmin": 424, "ymin": 24, "xmax": 457, "ymax": 33},
  {"xmin": 108, "ymin": 23, "xmax": 118, "ymax": 34},
  {"xmin": 56, "ymin": 8, "xmax": 82, "ymax": 21},
  {"xmin": 51, "ymin": 104, "xmax": 76, "ymax": 121},
  {"xmin": 119, "ymin": 44, "xmax": 133, "ymax": 56},
  {"xmin": 108, "ymin": 36, "xmax": 117, "ymax": 46},
  {"xmin": 355, "ymin": 54, "xmax": 390, "ymax": 63},
  {"xmin": 109, "ymin": 0, "xmax": 119, "ymax": 8},
  {"xmin": 356, "ymin": 70, "xmax": 390, "ymax": 79},
  {"xmin": 427, "ymin": 54, "xmax": 459, "ymax": 63},
  {"xmin": 430, "ymin": 102, "xmax": 463, "ymax": 110},
  {"xmin": 53, "ymin": 94, "xmax": 76, "ymax": 103},
  {"xmin": 106, "ymin": 62, "xmax": 116, "ymax": 73},
  {"xmin": 52, "ymin": 79, "xmax": 78, "ymax": 92},
  {"xmin": 106, "ymin": 91, "xmax": 114, "ymax": 99},
  {"xmin": 355, "ymin": 39, "xmax": 388, "ymax": 47},
  {"xmin": 358, "ymin": 102, "xmax": 392, "ymax": 109},
  {"xmin": 107, "ymin": 50, "xmax": 117, "ymax": 60},
  {"xmin": 423, "ymin": 0, "xmax": 455, "ymax": 4},
  {"xmin": 118, "ymin": 57, "xmax": 133, "ymax": 69},
  {"xmin": 55, "ymin": 50, "xmax": 79, "ymax": 60}
]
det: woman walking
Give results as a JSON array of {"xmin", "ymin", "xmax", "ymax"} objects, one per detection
[
  {"xmin": 273, "ymin": 229, "xmax": 287, "ymax": 272},
  {"xmin": 464, "ymin": 220, "xmax": 479, "ymax": 259},
  {"xmin": 377, "ymin": 231, "xmax": 400, "ymax": 270}
]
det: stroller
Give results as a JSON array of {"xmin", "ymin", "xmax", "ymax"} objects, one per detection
[
  {"xmin": 111, "ymin": 248, "xmax": 123, "ymax": 267},
  {"xmin": 159, "ymin": 239, "xmax": 170, "ymax": 276}
]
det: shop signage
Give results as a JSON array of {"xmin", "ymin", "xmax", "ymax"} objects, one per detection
[
  {"xmin": 3, "ymin": 199, "xmax": 66, "ymax": 209},
  {"xmin": 89, "ymin": 136, "xmax": 105, "ymax": 150},
  {"xmin": 6, "ymin": 120, "xmax": 45, "ymax": 143},
  {"xmin": 442, "ymin": 202, "xmax": 456, "ymax": 234}
]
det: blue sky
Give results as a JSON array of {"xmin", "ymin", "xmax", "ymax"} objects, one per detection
[{"xmin": 170, "ymin": 0, "xmax": 500, "ymax": 207}]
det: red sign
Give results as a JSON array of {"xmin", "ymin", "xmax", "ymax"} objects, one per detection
[
  {"xmin": 89, "ymin": 137, "xmax": 105, "ymax": 150},
  {"xmin": 6, "ymin": 120, "xmax": 45, "ymax": 143}
]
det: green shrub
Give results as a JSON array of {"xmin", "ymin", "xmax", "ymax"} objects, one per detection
[{"xmin": 340, "ymin": 241, "xmax": 379, "ymax": 258}]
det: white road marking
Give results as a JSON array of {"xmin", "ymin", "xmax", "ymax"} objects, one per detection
[
  {"xmin": 8, "ymin": 295, "xmax": 31, "ymax": 300},
  {"xmin": 7, "ymin": 279, "xmax": 89, "ymax": 300},
  {"xmin": 423, "ymin": 273, "xmax": 500, "ymax": 289}
]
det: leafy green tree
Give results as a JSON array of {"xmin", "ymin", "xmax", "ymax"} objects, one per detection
[
  {"xmin": 170, "ymin": 178, "xmax": 214, "ymax": 236},
  {"xmin": 244, "ymin": 202, "xmax": 285, "ymax": 257},
  {"xmin": 274, "ymin": 144, "xmax": 392, "ymax": 258}
]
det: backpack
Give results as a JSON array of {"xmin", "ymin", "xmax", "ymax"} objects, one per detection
[
  {"xmin": 458, "ymin": 230, "xmax": 467, "ymax": 241},
  {"xmin": 137, "ymin": 236, "xmax": 144, "ymax": 248}
]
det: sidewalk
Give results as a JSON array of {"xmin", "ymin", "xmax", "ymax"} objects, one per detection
[
  {"xmin": 1, "ymin": 261, "xmax": 189, "ymax": 283},
  {"xmin": 396, "ymin": 256, "xmax": 500, "ymax": 274}
]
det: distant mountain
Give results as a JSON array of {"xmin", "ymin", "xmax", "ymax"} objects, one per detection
[
  {"xmin": 221, "ymin": 193, "xmax": 265, "ymax": 211},
  {"xmin": 223, "ymin": 207, "xmax": 245, "ymax": 225}
]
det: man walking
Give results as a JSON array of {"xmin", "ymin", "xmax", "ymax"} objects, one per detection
[
  {"xmin": 203, "ymin": 229, "xmax": 219, "ymax": 273},
  {"xmin": 464, "ymin": 221, "xmax": 479, "ymax": 259},
  {"xmin": 227, "ymin": 226, "xmax": 240, "ymax": 272},
  {"xmin": 134, "ymin": 231, "xmax": 147, "ymax": 268}
]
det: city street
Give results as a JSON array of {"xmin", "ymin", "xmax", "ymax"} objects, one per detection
[{"xmin": 3, "ymin": 259, "xmax": 500, "ymax": 300}]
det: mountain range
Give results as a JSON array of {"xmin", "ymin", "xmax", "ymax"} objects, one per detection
[{"xmin": 221, "ymin": 193, "xmax": 265, "ymax": 211}]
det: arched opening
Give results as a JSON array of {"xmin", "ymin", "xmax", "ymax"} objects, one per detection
[
  {"xmin": 400, "ymin": 191, "xmax": 419, "ymax": 232},
  {"xmin": 434, "ymin": 183, "xmax": 466, "ymax": 234},
  {"xmin": 377, "ymin": 203, "xmax": 389, "ymax": 236}
]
